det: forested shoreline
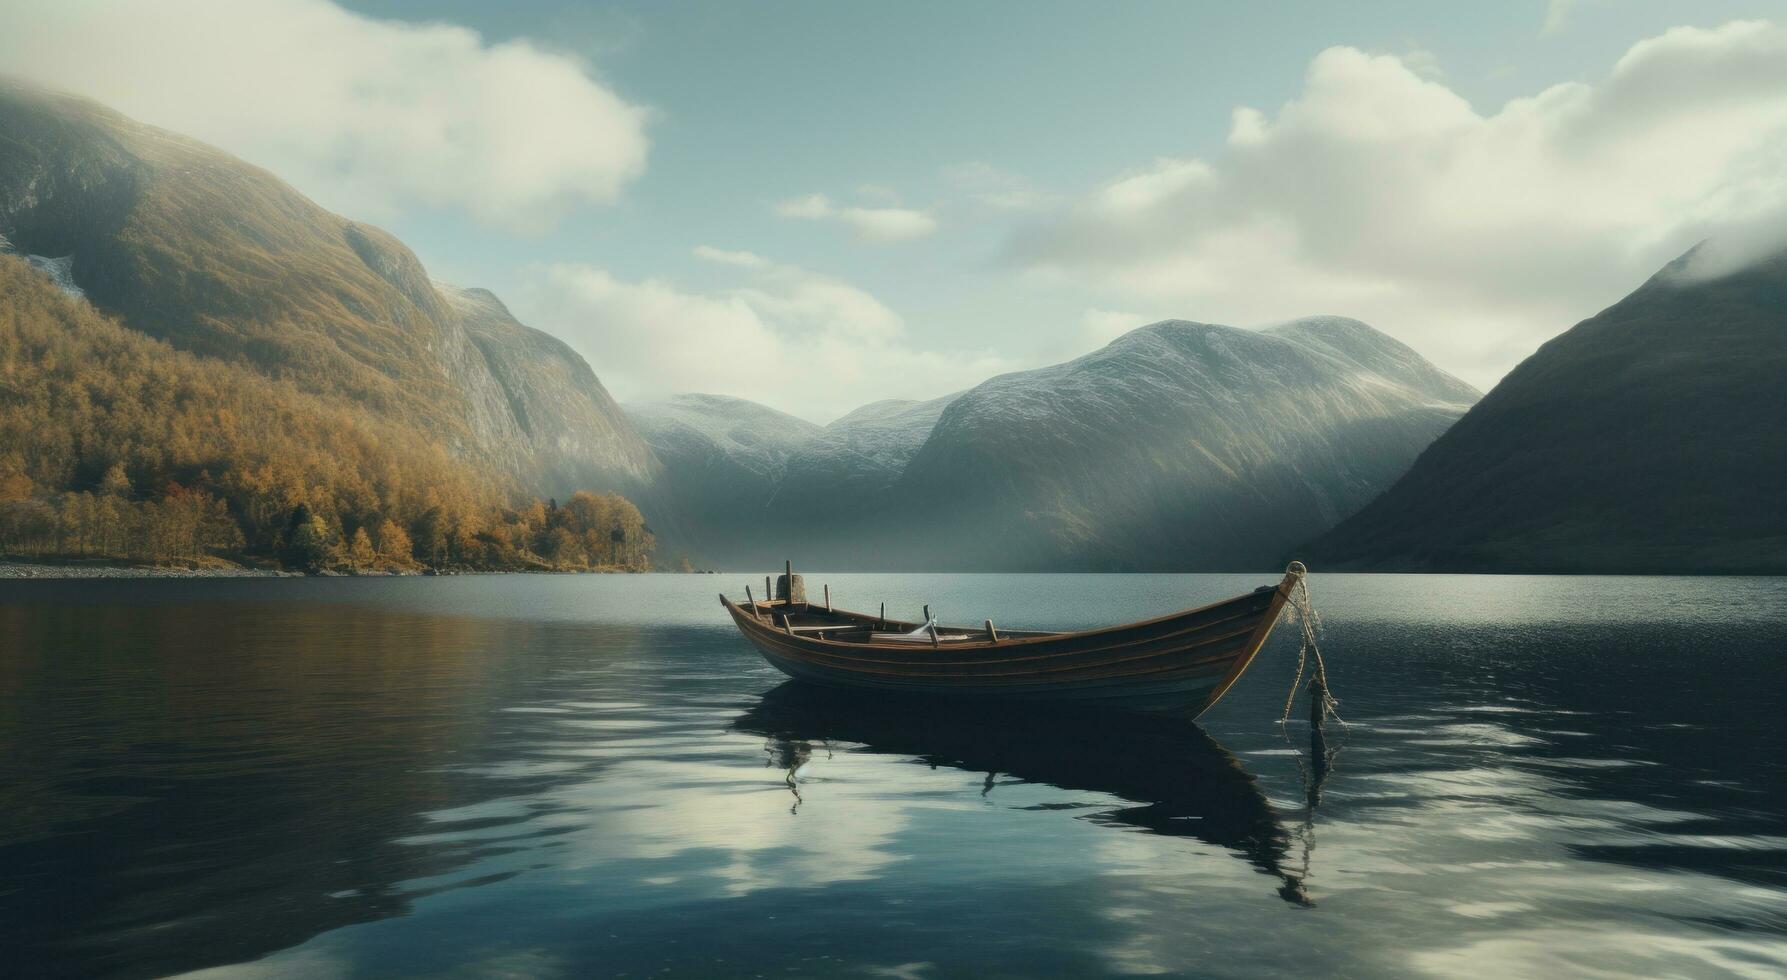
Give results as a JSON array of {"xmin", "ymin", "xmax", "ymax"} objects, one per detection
[{"xmin": 0, "ymin": 257, "xmax": 656, "ymax": 574}]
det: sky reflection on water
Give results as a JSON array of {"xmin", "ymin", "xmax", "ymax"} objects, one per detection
[{"xmin": 2, "ymin": 573, "xmax": 1784, "ymax": 978}]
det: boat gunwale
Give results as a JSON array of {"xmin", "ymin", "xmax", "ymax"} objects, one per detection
[
  {"xmin": 718, "ymin": 571, "xmax": 1297, "ymax": 656},
  {"xmin": 734, "ymin": 611, "xmax": 1267, "ymax": 673},
  {"xmin": 742, "ymin": 629, "xmax": 1256, "ymax": 684}
]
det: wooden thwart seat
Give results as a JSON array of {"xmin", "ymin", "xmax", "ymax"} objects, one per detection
[{"xmin": 719, "ymin": 564, "xmax": 1304, "ymax": 715}]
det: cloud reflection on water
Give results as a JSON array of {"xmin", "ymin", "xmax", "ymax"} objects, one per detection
[{"xmin": 5, "ymin": 574, "xmax": 1787, "ymax": 978}]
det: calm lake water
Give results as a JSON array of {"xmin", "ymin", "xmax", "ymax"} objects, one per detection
[{"xmin": 3, "ymin": 573, "xmax": 1786, "ymax": 979}]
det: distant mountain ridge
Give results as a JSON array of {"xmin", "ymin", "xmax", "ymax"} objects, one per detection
[
  {"xmin": 0, "ymin": 79, "xmax": 664, "ymax": 510},
  {"xmin": 627, "ymin": 394, "xmax": 821, "ymax": 562},
  {"xmin": 2, "ymin": 81, "xmax": 1522, "ymax": 574},
  {"xmin": 1305, "ymin": 244, "xmax": 1787, "ymax": 573},
  {"xmin": 629, "ymin": 390, "xmax": 965, "ymax": 567},
  {"xmin": 771, "ymin": 393, "xmax": 963, "ymax": 527},
  {"xmin": 633, "ymin": 316, "xmax": 1477, "ymax": 570},
  {"xmin": 883, "ymin": 316, "xmax": 1477, "ymax": 570}
]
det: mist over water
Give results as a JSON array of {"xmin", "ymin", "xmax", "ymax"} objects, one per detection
[{"xmin": 2, "ymin": 573, "xmax": 1785, "ymax": 978}]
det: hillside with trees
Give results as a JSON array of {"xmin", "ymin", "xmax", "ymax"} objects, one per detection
[
  {"xmin": 0, "ymin": 80, "xmax": 676, "ymax": 552},
  {"xmin": 0, "ymin": 256, "xmax": 652, "ymax": 572}
]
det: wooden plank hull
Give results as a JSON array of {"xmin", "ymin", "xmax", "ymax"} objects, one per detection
[{"xmin": 721, "ymin": 570, "xmax": 1297, "ymax": 715}]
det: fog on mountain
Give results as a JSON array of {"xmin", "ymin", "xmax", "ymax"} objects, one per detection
[{"xmin": 7, "ymin": 75, "xmax": 1778, "ymax": 577}]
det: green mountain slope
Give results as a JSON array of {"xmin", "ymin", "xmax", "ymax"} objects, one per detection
[{"xmin": 1305, "ymin": 245, "xmax": 1787, "ymax": 573}]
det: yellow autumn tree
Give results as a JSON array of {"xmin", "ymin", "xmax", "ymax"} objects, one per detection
[{"xmin": 0, "ymin": 255, "xmax": 659, "ymax": 572}]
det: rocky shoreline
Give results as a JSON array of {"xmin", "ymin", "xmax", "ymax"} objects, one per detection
[
  {"xmin": 0, "ymin": 562, "xmax": 672, "ymax": 579},
  {"xmin": 0, "ymin": 562, "xmax": 300, "ymax": 579}
]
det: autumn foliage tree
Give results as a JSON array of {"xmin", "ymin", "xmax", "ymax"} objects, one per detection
[{"xmin": 0, "ymin": 256, "xmax": 656, "ymax": 573}]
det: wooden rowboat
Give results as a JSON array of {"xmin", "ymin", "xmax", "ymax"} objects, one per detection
[{"xmin": 719, "ymin": 563, "xmax": 1304, "ymax": 715}]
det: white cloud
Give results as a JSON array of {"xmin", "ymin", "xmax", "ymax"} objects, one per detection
[
  {"xmin": 839, "ymin": 206, "xmax": 939, "ymax": 242},
  {"xmin": 1008, "ymin": 20, "xmax": 1787, "ymax": 389},
  {"xmin": 0, "ymin": 0, "xmax": 650, "ymax": 232},
  {"xmin": 1094, "ymin": 159, "xmax": 1215, "ymax": 215},
  {"xmin": 552, "ymin": 751, "xmax": 920, "ymax": 899},
  {"xmin": 1400, "ymin": 47, "xmax": 1445, "ymax": 80},
  {"xmin": 775, "ymin": 193, "xmax": 837, "ymax": 220},
  {"xmin": 691, "ymin": 245, "xmax": 771, "ymax": 269},
  {"xmin": 520, "ymin": 248, "xmax": 1009, "ymax": 421},
  {"xmin": 774, "ymin": 192, "xmax": 939, "ymax": 242},
  {"xmin": 944, "ymin": 161, "xmax": 1061, "ymax": 211}
]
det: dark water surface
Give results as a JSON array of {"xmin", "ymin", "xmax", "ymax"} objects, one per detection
[{"xmin": 2, "ymin": 573, "xmax": 1785, "ymax": 979}]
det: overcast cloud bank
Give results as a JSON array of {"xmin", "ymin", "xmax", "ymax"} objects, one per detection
[
  {"xmin": 1010, "ymin": 19, "xmax": 1787, "ymax": 388},
  {"xmin": 0, "ymin": 0, "xmax": 650, "ymax": 232},
  {"xmin": 522, "ymin": 249, "xmax": 1008, "ymax": 423}
]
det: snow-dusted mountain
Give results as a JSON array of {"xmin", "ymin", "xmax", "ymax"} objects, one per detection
[
  {"xmin": 1264, "ymin": 315, "xmax": 1480, "ymax": 406},
  {"xmin": 632, "ymin": 316, "xmax": 1475, "ymax": 570},
  {"xmin": 23, "ymin": 254, "xmax": 84, "ymax": 299},
  {"xmin": 755, "ymin": 393, "xmax": 963, "ymax": 563},
  {"xmin": 629, "ymin": 394, "xmax": 822, "ymax": 484},
  {"xmin": 773, "ymin": 393, "xmax": 959, "ymax": 507},
  {"xmin": 628, "ymin": 394, "xmax": 823, "ymax": 563},
  {"xmin": 875, "ymin": 316, "xmax": 1478, "ymax": 570},
  {"xmin": 630, "ymin": 392, "xmax": 970, "ymax": 567}
]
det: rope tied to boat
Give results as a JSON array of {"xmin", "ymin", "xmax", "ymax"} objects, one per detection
[{"xmin": 1279, "ymin": 561, "xmax": 1345, "ymax": 729}]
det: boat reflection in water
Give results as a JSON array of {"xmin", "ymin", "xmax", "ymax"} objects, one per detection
[{"xmin": 734, "ymin": 682, "xmax": 1331, "ymax": 906}]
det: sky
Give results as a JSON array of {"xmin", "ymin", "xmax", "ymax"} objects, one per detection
[{"xmin": 4, "ymin": 0, "xmax": 1787, "ymax": 421}]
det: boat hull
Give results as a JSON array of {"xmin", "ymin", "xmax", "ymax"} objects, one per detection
[{"xmin": 722, "ymin": 572, "xmax": 1296, "ymax": 715}]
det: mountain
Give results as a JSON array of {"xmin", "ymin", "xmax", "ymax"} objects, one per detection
[
  {"xmin": 633, "ymin": 317, "xmax": 1475, "ymax": 570},
  {"xmin": 1306, "ymin": 245, "xmax": 1787, "ymax": 573},
  {"xmin": 769, "ymin": 393, "xmax": 961, "ymax": 524},
  {"xmin": 0, "ymin": 251, "xmax": 656, "ymax": 573},
  {"xmin": 0, "ymin": 80, "xmax": 663, "ymax": 509},
  {"xmin": 878, "ymin": 317, "xmax": 1478, "ymax": 570},
  {"xmin": 441, "ymin": 284, "xmax": 660, "ymax": 498},
  {"xmin": 627, "ymin": 392, "xmax": 964, "ymax": 568},
  {"xmin": 627, "ymin": 394, "xmax": 822, "ymax": 563}
]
